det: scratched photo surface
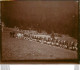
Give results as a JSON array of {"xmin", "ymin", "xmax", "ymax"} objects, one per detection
[{"xmin": 1, "ymin": 1, "xmax": 78, "ymax": 62}]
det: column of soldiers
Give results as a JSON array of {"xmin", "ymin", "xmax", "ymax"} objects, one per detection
[
  {"xmin": 9, "ymin": 29, "xmax": 78, "ymax": 51},
  {"xmin": 26, "ymin": 34, "xmax": 78, "ymax": 51}
]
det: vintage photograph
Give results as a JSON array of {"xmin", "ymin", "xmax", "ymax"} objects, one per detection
[{"xmin": 1, "ymin": 1, "xmax": 79, "ymax": 62}]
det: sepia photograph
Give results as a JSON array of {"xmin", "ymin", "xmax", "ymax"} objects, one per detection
[{"xmin": 1, "ymin": 1, "xmax": 79, "ymax": 63}]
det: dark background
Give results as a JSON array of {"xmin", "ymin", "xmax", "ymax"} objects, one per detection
[{"xmin": 1, "ymin": 1, "xmax": 78, "ymax": 39}]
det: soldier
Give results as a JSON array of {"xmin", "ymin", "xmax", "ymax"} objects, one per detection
[
  {"xmin": 12, "ymin": 31, "xmax": 15, "ymax": 38},
  {"xmin": 10, "ymin": 32, "xmax": 12, "ymax": 37},
  {"xmin": 51, "ymin": 31, "xmax": 54, "ymax": 40}
]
